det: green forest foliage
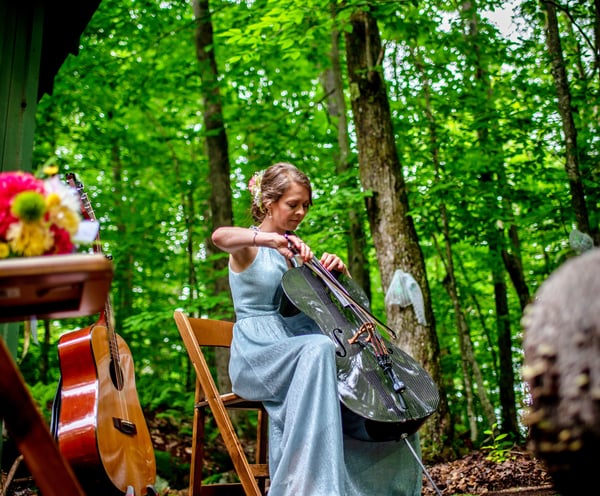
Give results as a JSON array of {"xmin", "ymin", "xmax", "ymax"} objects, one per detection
[{"xmin": 14, "ymin": 0, "xmax": 598, "ymax": 487}]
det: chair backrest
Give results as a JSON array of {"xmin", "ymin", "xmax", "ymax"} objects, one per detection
[{"xmin": 177, "ymin": 313, "xmax": 235, "ymax": 348}]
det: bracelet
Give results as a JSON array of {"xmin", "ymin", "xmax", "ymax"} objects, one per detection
[{"xmin": 252, "ymin": 230, "xmax": 258, "ymax": 246}]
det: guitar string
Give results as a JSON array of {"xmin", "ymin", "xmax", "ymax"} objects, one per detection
[{"xmin": 69, "ymin": 175, "xmax": 128, "ymax": 418}]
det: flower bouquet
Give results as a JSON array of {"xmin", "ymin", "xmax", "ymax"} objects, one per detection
[
  {"xmin": 0, "ymin": 169, "xmax": 97, "ymax": 257},
  {"xmin": 0, "ymin": 169, "xmax": 111, "ymax": 321}
]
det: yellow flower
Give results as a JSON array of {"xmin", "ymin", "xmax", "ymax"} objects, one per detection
[
  {"xmin": 7, "ymin": 221, "xmax": 54, "ymax": 257},
  {"xmin": 0, "ymin": 242, "xmax": 10, "ymax": 258},
  {"xmin": 48, "ymin": 205, "xmax": 80, "ymax": 235},
  {"xmin": 43, "ymin": 165, "xmax": 59, "ymax": 176},
  {"xmin": 45, "ymin": 192, "xmax": 62, "ymax": 209}
]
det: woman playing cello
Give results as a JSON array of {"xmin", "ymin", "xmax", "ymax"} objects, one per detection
[{"xmin": 211, "ymin": 162, "xmax": 422, "ymax": 495}]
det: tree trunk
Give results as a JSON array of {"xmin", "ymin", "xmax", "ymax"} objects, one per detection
[
  {"xmin": 490, "ymin": 248, "xmax": 519, "ymax": 435},
  {"xmin": 320, "ymin": 11, "xmax": 371, "ymax": 298},
  {"xmin": 541, "ymin": 0, "xmax": 592, "ymax": 240},
  {"xmin": 460, "ymin": 1, "xmax": 520, "ymax": 437},
  {"xmin": 344, "ymin": 8, "xmax": 450, "ymax": 454},
  {"xmin": 502, "ymin": 225, "xmax": 531, "ymax": 311},
  {"xmin": 192, "ymin": 0, "xmax": 233, "ymax": 392},
  {"xmin": 595, "ymin": 0, "xmax": 600, "ymax": 81},
  {"xmin": 414, "ymin": 45, "xmax": 496, "ymax": 441}
]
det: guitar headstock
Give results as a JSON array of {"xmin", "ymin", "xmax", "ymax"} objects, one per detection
[
  {"xmin": 65, "ymin": 172, "xmax": 96, "ymax": 222},
  {"xmin": 65, "ymin": 172, "xmax": 82, "ymax": 191}
]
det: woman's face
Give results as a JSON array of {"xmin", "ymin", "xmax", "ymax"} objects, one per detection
[{"xmin": 269, "ymin": 181, "xmax": 310, "ymax": 233}]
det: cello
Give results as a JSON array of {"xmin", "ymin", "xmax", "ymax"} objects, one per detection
[{"xmin": 279, "ymin": 235, "xmax": 440, "ymax": 442}]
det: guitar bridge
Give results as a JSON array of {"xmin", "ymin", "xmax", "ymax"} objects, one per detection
[{"xmin": 113, "ymin": 417, "xmax": 138, "ymax": 436}]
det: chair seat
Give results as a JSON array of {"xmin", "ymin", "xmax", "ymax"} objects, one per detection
[{"xmin": 195, "ymin": 392, "xmax": 262, "ymax": 410}]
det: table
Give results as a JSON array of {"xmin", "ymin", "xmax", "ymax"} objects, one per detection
[{"xmin": 0, "ymin": 254, "xmax": 113, "ymax": 321}]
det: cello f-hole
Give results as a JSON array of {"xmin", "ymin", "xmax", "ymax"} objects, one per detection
[{"xmin": 333, "ymin": 328, "xmax": 347, "ymax": 357}]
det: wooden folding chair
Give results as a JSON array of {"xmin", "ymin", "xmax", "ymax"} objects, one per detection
[{"xmin": 173, "ymin": 311, "xmax": 269, "ymax": 496}]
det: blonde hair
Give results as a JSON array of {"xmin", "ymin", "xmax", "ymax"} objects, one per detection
[{"xmin": 250, "ymin": 162, "xmax": 312, "ymax": 222}]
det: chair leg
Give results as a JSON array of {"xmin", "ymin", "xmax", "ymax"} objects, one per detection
[
  {"xmin": 210, "ymin": 403, "xmax": 263, "ymax": 495},
  {"xmin": 189, "ymin": 380, "xmax": 205, "ymax": 496},
  {"xmin": 256, "ymin": 409, "xmax": 269, "ymax": 495},
  {"xmin": 174, "ymin": 313, "xmax": 269, "ymax": 496}
]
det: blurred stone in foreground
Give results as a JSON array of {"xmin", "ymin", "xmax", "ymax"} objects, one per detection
[{"xmin": 522, "ymin": 248, "xmax": 600, "ymax": 496}]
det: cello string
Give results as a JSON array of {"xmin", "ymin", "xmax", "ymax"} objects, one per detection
[
  {"xmin": 305, "ymin": 259, "xmax": 378, "ymax": 331},
  {"xmin": 303, "ymin": 256, "xmax": 397, "ymax": 340},
  {"xmin": 301, "ymin": 255, "xmax": 413, "ymax": 410},
  {"xmin": 286, "ymin": 234, "xmax": 398, "ymax": 359},
  {"xmin": 302, "ymin": 259, "xmax": 406, "ymax": 369}
]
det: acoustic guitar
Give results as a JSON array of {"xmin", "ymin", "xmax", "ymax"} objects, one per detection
[{"xmin": 54, "ymin": 174, "xmax": 156, "ymax": 496}]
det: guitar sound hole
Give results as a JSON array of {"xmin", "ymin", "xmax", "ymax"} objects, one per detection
[{"xmin": 110, "ymin": 360, "xmax": 124, "ymax": 391}]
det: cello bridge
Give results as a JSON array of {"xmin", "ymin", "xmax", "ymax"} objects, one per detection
[{"xmin": 347, "ymin": 322, "xmax": 375, "ymax": 345}]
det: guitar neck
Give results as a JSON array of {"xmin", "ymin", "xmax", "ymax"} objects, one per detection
[
  {"xmin": 103, "ymin": 300, "xmax": 121, "ymax": 367},
  {"xmin": 67, "ymin": 173, "xmax": 120, "ymax": 364},
  {"xmin": 80, "ymin": 191, "xmax": 97, "ymax": 223}
]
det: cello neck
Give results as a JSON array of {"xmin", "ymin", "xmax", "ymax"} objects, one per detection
[{"xmin": 295, "ymin": 251, "xmax": 398, "ymax": 340}]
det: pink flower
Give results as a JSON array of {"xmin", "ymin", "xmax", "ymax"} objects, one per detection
[{"xmin": 0, "ymin": 172, "xmax": 44, "ymax": 238}]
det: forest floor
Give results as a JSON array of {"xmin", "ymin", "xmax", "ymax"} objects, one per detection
[
  {"xmin": 420, "ymin": 449, "xmax": 557, "ymax": 495},
  {"xmin": 154, "ymin": 418, "xmax": 559, "ymax": 496},
  {"xmin": 160, "ymin": 444, "xmax": 559, "ymax": 495},
  {"xmin": 2, "ymin": 418, "xmax": 559, "ymax": 496}
]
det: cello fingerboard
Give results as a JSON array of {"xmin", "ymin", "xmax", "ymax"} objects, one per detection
[{"xmin": 364, "ymin": 369, "xmax": 405, "ymax": 415}]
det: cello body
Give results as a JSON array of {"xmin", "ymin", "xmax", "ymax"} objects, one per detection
[{"xmin": 281, "ymin": 264, "xmax": 439, "ymax": 441}]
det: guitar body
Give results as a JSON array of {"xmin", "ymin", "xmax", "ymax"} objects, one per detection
[{"xmin": 56, "ymin": 315, "xmax": 156, "ymax": 495}]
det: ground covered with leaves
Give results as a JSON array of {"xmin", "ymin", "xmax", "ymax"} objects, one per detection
[
  {"xmin": 422, "ymin": 449, "xmax": 557, "ymax": 496},
  {"xmin": 149, "ymin": 411, "xmax": 559, "ymax": 496},
  {"xmin": 2, "ymin": 416, "xmax": 559, "ymax": 496}
]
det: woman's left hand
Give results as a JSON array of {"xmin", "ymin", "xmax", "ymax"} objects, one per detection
[
  {"xmin": 320, "ymin": 252, "xmax": 347, "ymax": 274},
  {"xmin": 285, "ymin": 233, "xmax": 313, "ymax": 262}
]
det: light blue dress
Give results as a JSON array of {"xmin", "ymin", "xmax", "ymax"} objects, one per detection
[{"xmin": 229, "ymin": 246, "xmax": 423, "ymax": 496}]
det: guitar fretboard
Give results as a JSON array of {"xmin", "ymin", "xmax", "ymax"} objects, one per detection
[{"xmin": 66, "ymin": 173, "xmax": 121, "ymax": 387}]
